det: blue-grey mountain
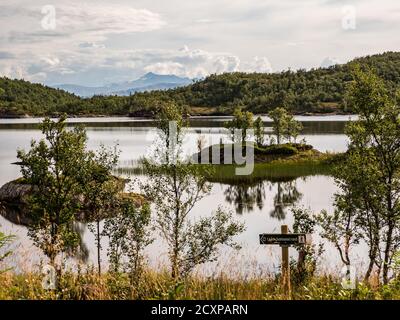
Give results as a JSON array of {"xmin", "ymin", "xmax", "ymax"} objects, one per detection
[{"xmin": 54, "ymin": 72, "xmax": 192, "ymax": 97}]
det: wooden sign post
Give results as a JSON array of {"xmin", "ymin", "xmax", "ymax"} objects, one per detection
[
  {"xmin": 259, "ymin": 225, "xmax": 311, "ymax": 299},
  {"xmin": 281, "ymin": 225, "xmax": 290, "ymax": 298}
]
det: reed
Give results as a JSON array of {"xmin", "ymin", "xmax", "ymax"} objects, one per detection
[{"xmin": 1, "ymin": 269, "xmax": 399, "ymax": 300}]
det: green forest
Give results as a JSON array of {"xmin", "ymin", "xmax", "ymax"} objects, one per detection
[{"xmin": 2, "ymin": 51, "xmax": 400, "ymax": 117}]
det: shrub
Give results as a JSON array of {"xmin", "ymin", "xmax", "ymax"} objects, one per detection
[{"xmin": 262, "ymin": 144, "xmax": 298, "ymax": 156}]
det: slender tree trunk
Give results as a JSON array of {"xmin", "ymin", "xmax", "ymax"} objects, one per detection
[
  {"xmin": 297, "ymin": 249, "xmax": 306, "ymax": 277},
  {"xmin": 171, "ymin": 167, "xmax": 180, "ymax": 280},
  {"xmin": 97, "ymin": 220, "xmax": 101, "ymax": 275},
  {"xmin": 365, "ymin": 227, "xmax": 380, "ymax": 281},
  {"xmin": 383, "ymin": 179, "xmax": 394, "ymax": 284},
  {"xmin": 383, "ymin": 223, "xmax": 394, "ymax": 284},
  {"xmin": 50, "ymin": 221, "xmax": 58, "ymax": 272}
]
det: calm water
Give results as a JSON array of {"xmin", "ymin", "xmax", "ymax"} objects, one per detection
[{"xmin": 0, "ymin": 116, "xmax": 367, "ymax": 276}]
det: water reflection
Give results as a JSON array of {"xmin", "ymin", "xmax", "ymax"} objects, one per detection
[
  {"xmin": 0, "ymin": 116, "xmax": 351, "ymax": 134},
  {"xmin": 0, "ymin": 117, "xmax": 350, "ymax": 272},
  {"xmin": 73, "ymin": 222, "xmax": 90, "ymax": 263},
  {"xmin": 269, "ymin": 181, "xmax": 302, "ymax": 220},
  {"xmin": 224, "ymin": 182, "xmax": 266, "ymax": 215},
  {"xmin": 223, "ymin": 178, "xmax": 302, "ymax": 217}
]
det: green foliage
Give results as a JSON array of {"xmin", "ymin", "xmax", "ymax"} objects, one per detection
[
  {"xmin": 83, "ymin": 145, "xmax": 120, "ymax": 274},
  {"xmin": 141, "ymin": 160, "xmax": 239, "ymax": 279},
  {"xmin": 268, "ymin": 107, "xmax": 303, "ymax": 144},
  {"xmin": 184, "ymin": 208, "xmax": 245, "ymax": 274},
  {"xmin": 17, "ymin": 115, "xmax": 90, "ymax": 268},
  {"xmin": 4, "ymin": 269, "xmax": 400, "ymax": 300},
  {"xmin": 154, "ymin": 102, "xmax": 188, "ymax": 164},
  {"xmin": 325, "ymin": 66, "xmax": 400, "ymax": 284},
  {"xmin": 141, "ymin": 108, "xmax": 244, "ymax": 280},
  {"xmin": 104, "ymin": 201, "xmax": 153, "ymax": 284},
  {"xmin": 224, "ymin": 107, "xmax": 254, "ymax": 143},
  {"xmin": 0, "ymin": 230, "xmax": 14, "ymax": 273},
  {"xmin": 4, "ymin": 52, "xmax": 400, "ymax": 117},
  {"xmin": 268, "ymin": 107, "xmax": 288, "ymax": 144},
  {"xmin": 261, "ymin": 144, "xmax": 298, "ymax": 156},
  {"xmin": 253, "ymin": 116, "xmax": 264, "ymax": 146},
  {"xmin": 291, "ymin": 207, "xmax": 324, "ymax": 284}
]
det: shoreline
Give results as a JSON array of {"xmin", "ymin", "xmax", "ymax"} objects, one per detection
[{"xmin": 0, "ymin": 111, "xmax": 355, "ymax": 120}]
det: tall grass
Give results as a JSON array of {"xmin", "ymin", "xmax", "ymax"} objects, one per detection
[{"xmin": 1, "ymin": 269, "xmax": 400, "ymax": 300}]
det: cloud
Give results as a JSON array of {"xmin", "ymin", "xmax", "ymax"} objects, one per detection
[
  {"xmin": 1, "ymin": 0, "xmax": 400, "ymax": 85},
  {"xmin": 320, "ymin": 57, "xmax": 342, "ymax": 68},
  {"xmin": 79, "ymin": 42, "xmax": 106, "ymax": 49},
  {"xmin": 240, "ymin": 56, "xmax": 273, "ymax": 73},
  {"xmin": 0, "ymin": 2, "xmax": 165, "ymax": 44},
  {"xmin": 144, "ymin": 62, "xmax": 185, "ymax": 76}
]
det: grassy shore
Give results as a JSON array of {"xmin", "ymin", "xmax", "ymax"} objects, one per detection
[
  {"xmin": 1, "ymin": 269, "xmax": 399, "ymax": 300},
  {"xmin": 198, "ymin": 152, "xmax": 339, "ymax": 184},
  {"xmin": 116, "ymin": 144, "xmax": 343, "ymax": 185}
]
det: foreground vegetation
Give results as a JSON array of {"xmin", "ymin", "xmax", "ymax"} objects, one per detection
[
  {"xmin": 2, "ymin": 66, "xmax": 400, "ymax": 300},
  {"xmin": 1, "ymin": 270, "xmax": 400, "ymax": 300},
  {"xmin": 2, "ymin": 51, "xmax": 400, "ymax": 117}
]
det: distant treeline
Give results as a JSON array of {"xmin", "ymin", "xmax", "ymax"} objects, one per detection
[{"xmin": 2, "ymin": 51, "xmax": 400, "ymax": 117}]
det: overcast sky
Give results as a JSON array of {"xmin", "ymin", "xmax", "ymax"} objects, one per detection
[{"xmin": 0, "ymin": 0, "xmax": 399, "ymax": 86}]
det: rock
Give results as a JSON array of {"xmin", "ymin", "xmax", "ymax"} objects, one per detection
[
  {"xmin": 0, "ymin": 179, "xmax": 33, "ymax": 204},
  {"xmin": 0, "ymin": 177, "xmax": 141, "ymax": 226}
]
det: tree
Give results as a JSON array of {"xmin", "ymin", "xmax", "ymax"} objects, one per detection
[
  {"xmin": 142, "ymin": 104, "xmax": 245, "ymax": 280},
  {"xmin": 224, "ymin": 107, "xmax": 254, "ymax": 144},
  {"xmin": 324, "ymin": 146, "xmax": 381, "ymax": 281},
  {"xmin": 316, "ymin": 208, "xmax": 360, "ymax": 268},
  {"xmin": 17, "ymin": 115, "xmax": 93, "ymax": 272},
  {"xmin": 268, "ymin": 107, "xmax": 302, "ymax": 144},
  {"xmin": 253, "ymin": 116, "xmax": 264, "ymax": 147},
  {"xmin": 0, "ymin": 230, "xmax": 14, "ymax": 273},
  {"xmin": 292, "ymin": 207, "xmax": 324, "ymax": 284},
  {"xmin": 83, "ymin": 145, "xmax": 120, "ymax": 275},
  {"xmin": 329, "ymin": 66, "xmax": 400, "ymax": 283},
  {"xmin": 104, "ymin": 199, "xmax": 153, "ymax": 283},
  {"xmin": 268, "ymin": 107, "xmax": 288, "ymax": 144},
  {"xmin": 285, "ymin": 117, "xmax": 303, "ymax": 143},
  {"xmin": 155, "ymin": 102, "xmax": 187, "ymax": 164}
]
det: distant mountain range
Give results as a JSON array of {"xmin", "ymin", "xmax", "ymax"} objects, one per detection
[
  {"xmin": 3, "ymin": 51, "xmax": 400, "ymax": 118},
  {"xmin": 52, "ymin": 72, "xmax": 193, "ymax": 97}
]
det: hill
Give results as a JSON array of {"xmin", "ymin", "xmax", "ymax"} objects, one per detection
[
  {"xmin": 162, "ymin": 51, "xmax": 400, "ymax": 115},
  {"xmin": 0, "ymin": 77, "xmax": 80, "ymax": 117},
  {"xmin": 1, "ymin": 52, "xmax": 400, "ymax": 117}
]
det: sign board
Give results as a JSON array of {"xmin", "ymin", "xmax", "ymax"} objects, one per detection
[{"xmin": 259, "ymin": 233, "xmax": 311, "ymax": 246}]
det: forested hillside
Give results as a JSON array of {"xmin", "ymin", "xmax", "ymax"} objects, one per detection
[{"xmin": 2, "ymin": 51, "xmax": 400, "ymax": 117}]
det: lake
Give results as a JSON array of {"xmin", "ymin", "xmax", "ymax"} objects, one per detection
[{"xmin": 0, "ymin": 116, "xmax": 367, "ymax": 276}]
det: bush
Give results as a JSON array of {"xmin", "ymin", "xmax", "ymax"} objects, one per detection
[
  {"xmin": 290, "ymin": 143, "xmax": 313, "ymax": 152},
  {"xmin": 262, "ymin": 144, "xmax": 298, "ymax": 156}
]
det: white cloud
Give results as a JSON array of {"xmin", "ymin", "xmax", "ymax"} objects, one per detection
[
  {"xmin": 79, "ymin": 42, "xmax": 106, "ymax": 49},
  {"xmin": 320, "ymin": 57, "xmax": 342, "ymax": 68},
  {"xmin": 54, "ymin": 4, "xmax": 165, "ymax": 39},
  {"xmin": 240, "ymin": 56, "xmax": 272, "ymax": 73},
  {"xmin": 1, "ymin": 0, "xmax": 400, "ymax": 85},
  {"xmin": 144, "ymin": 62, "xmax": 185, "ymax": 76},
  {"xmin": 0, "ymin": 2, "xmax": 165, "ymax": 43}
]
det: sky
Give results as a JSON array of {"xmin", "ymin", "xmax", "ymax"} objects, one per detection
[{"xmin": 0, "ymin": 0, "xmax": 400, "ymax": 86}]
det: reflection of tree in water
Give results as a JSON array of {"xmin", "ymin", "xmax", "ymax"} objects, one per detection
[
  {"xmin": 223, "ymin": 179, "xmax": 302, "ymax": 217},
  {"xmin": 269, "ymin": 181, "xmax": 302, "ymax": 220},
  {"xmin": 71, "ymin": 222, "xmax": 90, "ymax": 263},
  {"xmin": 0, "ymin": 204, "xmax": 90, "ymax": 263},
  {"xmin": 224, "ymin": 181, "xmax": 266, "ymax": 214}
]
